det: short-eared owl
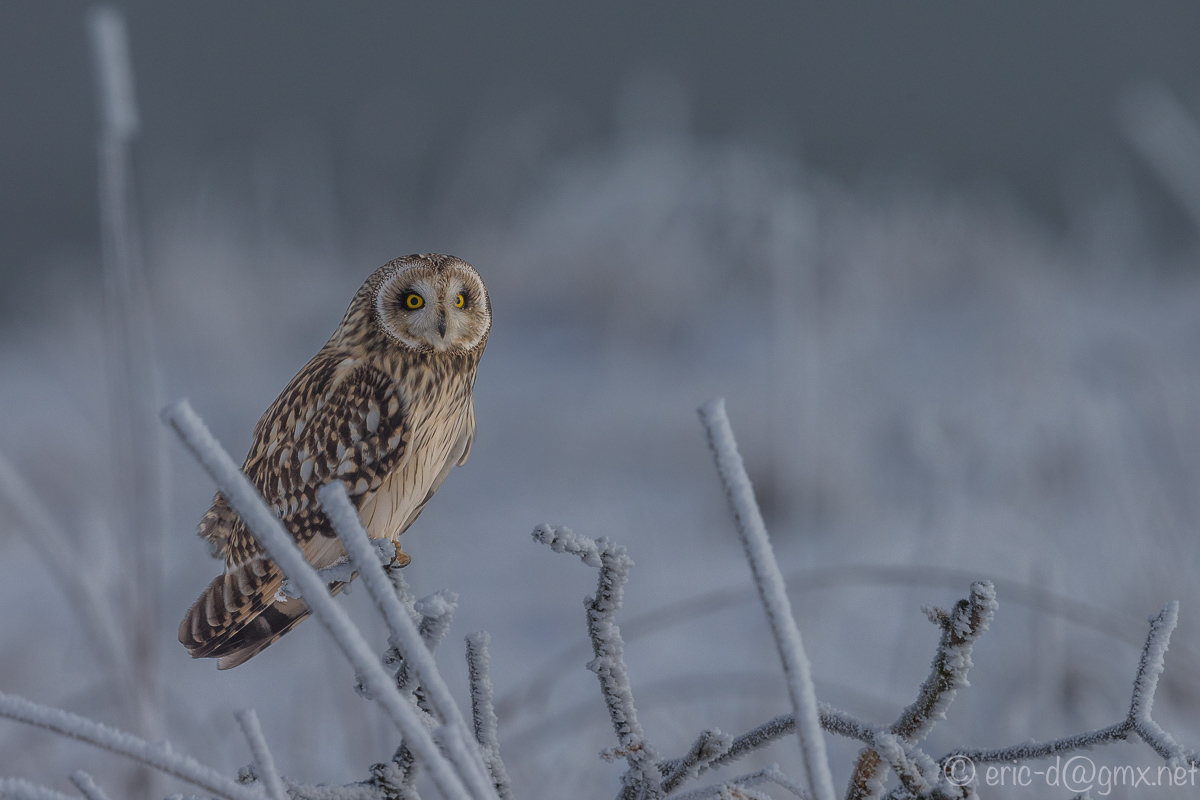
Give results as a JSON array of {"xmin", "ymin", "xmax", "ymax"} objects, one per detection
[{"xmin": 181, "ymin": 254, "xmax": 490, "ymax": 668}]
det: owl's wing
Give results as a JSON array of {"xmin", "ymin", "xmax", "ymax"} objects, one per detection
[
  {"xmin": 456, "ymin": 399, "xmax": 475, "ymax": 467},
  {"xmin": 181, "ymin": 353, "xmax": 411, "ymax": 666}
]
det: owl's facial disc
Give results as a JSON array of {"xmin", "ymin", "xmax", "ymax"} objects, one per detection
[{"xmin": 375, "ymin": 259, "xmax": 490, "ymax": 353}]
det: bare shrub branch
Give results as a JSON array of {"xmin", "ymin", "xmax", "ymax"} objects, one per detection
[
  {"xmin": 466, "ymin": 633, "xmax": 514, "ymax": 800},
  {"xmin": 0, "ymin": 778, "xmax": 80, "ymax": 800},
  {"xmin": 320, "ymin": 482, "xmax": 495, "ymax": 800},
  {"xmin": 0, "ymin": 690, "xmax": 260, "ymax": 800},
  {"xmin": 68, "ymin": 772, "xmax": 113, "ymax": 800},
  {"xmin": 698, "ymin": 398, "xmax": 835, "ymax": 800},
  {"xmin": 532, "ymin": 525, "xmax": 662, "ymax": 798},
  {"xmin": 236, "ymin": 710, "xmax": 287, "ymax": 800}
]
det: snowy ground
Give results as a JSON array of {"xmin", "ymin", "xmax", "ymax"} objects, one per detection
[{"xmin": 2, "ymin": 126, "xmax": 1200, "ymax": 798}]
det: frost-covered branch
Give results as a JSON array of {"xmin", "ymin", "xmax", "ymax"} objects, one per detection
[
  {"xmin": 277, "ymin": 538, "xmax": 396, "ymax": 601},
  {"xmin": 277, "ymin": 780, "xmax": 379, "ymax": 800},
  {"xmin": 385, "ymin": 591, "xmax": 458, "ymax": 701},
  {"xmin": 68, "ymin": 772, "xmax": 112, "ymax": 800},
  {"xmin": 847, "ymin": 582, "xmax": 996, "ymax": 800},
  {"xmin": 944, "ymin": 602, "xmax": 1198, "ymax": 771},
  {"xmin": 161, "ymin": 398, "xmax": 475, "ymax": 800},
  {"xmin": 697, "ymin": 704, "xmax": 875, "ymax": 778},
  {"xmin": 660, "ymin": 730, "xmax": 732, "ymax": 794},
  {"xmin": 669, "ymin": 765, "xmax": 806, "ymax": 800},
  {"xmin": 374, "ymin": 588, "xmax": 458, "ymax": 800},
  {"xmin": 88, "ymin": 9, "xmax": 168, "ymax": 760},
  {"xmin": 0, "ymin": 690, "xmax": 261, "ymax": 800},
  {"xmin": 697, "ymin": 399, "xmax": 835, "ymax": 800},
  {"xmin": 236, "ymin": 710, "xmax": 287, "ymax": 800},
  {"xmin": 532, "ymin": 525, "xmax": 662, "ymax": 799},
  {"xmin": 319, "ymin": 482, "xmax": 496, "ymax": 800},
  {"xmin": 0, "ymin": 778, "xmax": 79, "ymax": 800},
  {"xmin": 466, "ymin": 633, "xmax": 513, "ymax": 800}
]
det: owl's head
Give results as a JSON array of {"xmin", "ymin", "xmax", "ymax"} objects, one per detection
[{"xmin": 367, "ymin": 254, "xmax": 491, "ymax": 353}]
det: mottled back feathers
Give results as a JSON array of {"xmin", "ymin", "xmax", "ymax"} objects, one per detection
[{"xmin": 180, "ymin": 254, "xmax": 489, "ymax": 668}]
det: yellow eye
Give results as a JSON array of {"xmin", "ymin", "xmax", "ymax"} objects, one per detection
[
  {"xmin": 454, "ymin": 293, "xmax": 465, "ymax": 308},
  {"xmin": 403, "ymin": 292, "xmax": 424, "ymax": 309}
]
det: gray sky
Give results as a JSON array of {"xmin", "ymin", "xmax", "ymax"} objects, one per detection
[{"xmin": 3, "ymin": 1, "xmax": 1199, "ymax": 276}]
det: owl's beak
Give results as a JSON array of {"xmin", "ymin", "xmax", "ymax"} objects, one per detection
[{"xmin": 436, "ymin": 313, "xmax": 447, "ymax": 338}]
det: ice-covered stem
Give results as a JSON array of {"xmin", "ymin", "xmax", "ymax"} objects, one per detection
[
  {"xmin": 236, "ymin": 709, "xmax": 288, "ymax": 800},
  {"xmin": 698, "ymin": 399, "xmax": 836, "ymax": 800},
  {"xmin": 656, "ymin": 707, "xmax": 871, "ymax": 795},
  {"xmin": 393, "ymin": 593, "xmax": 459, "ymax": 696},
  {"xmin": 465, "ymin": 633, "xmax": 514, "ymax": 800},
  {"xmin": 868, "ymin": 732, "xmax": 930, "ymax": 800},
  {"xmin": 944, "ymin": 601, "xmax": 1198, "ymax": 771},
  {"xmin": 373, "ymin": 748, "xmax": 420, "ymax": 800},
  {"xmin": 88, "ymin": 9, "xmax": 168, "ymax": 762},
  {"xmin": 385, "ymin": 560, "xmax": 421, "ymax": 623},
  {"xmin": 318, "ymin": 482, "xmax": 496, "ymax": 800},
  {"xmin": 375, "ymin": 592, "xmax": 458, "ymax": 800},
  {"xmin": 278, "ymin": 538, "xmax": 396, "ymax": 601},
  {"xmin": 0, "ymin": 690, "xmax": 260, "ymax": 800},
  {"xmin": 532, "ymin": 525, "xmax": 662, "ymax": 798},
  {"xmin": 0, "ymin": 778, "xmax": 79, "ymax": 800},
  {"xmin": 161, "ymin": 399, "xmax": 474, "ymax": 800},
  {"xmin": 847, "ymin": 582, "xmax": 995, "ymax": 800},
  {"xmin": 896, "ymin": 583, "xmax": 996, "ymax": 740},
  {"xmin": 661, "ymin": 730, "xmax": 733, "ymax": 794},
  {"xmin": 1130, "ymin": 601, "xmax": 1176, "ymax": 723},
  {"xmin": 697, "ymin": 704, "xmax": 875, "ymax": 776},
  {"xmin": 947, "ymin": 723, "xmax": 1131, "ymax": 766},
  {"xmin": 669, "ymin": 765, "xmax": 806, "ymax": 800},
  {"xmin": 283, "ymin": 782, "xmax": 379, "ymax": 800},
  {"xmin": 1127, "ymin": 602, "xmax": 1188, "ymax": 763},
  {"xmin": 68, "ymin": 772, "xmax": 113, "ymax": 800}
]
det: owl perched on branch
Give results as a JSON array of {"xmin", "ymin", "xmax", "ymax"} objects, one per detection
[{"xmin": 180, "ymin": 254, "xmax": 490, "ymax": 669}]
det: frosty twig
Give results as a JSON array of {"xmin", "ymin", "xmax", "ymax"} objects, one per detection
[
  {"xmin": 236, "ymin": 709, "xmax": 287, "ymax": 800},
  {"xmin": 0, "ymin": 690, "xmax": 260, "ymax": 800},
  {"xmin": 702, "ymin": 704, "xmax": 875, "ymax": 775},
  {"xmin": 0, "ymin": 778, "xmax": 80, "ymax": 800},
  {"xmin": 68, "ymin": 772, "xmax": 113, "ymax": 800},
  {"xmin": 319, "ymin": 482, "xmax": 497, "ymax": 800},
  {"xmin": 698, "ymin": 398, "xmax": 836, "ymax": 800},
  {"xmin": 466, "ymin": 633, "xmax": 514, "ymax": 800},
  {"xmin": 88, "ymin": 8, "xmax": 168, "ymax": 758},
  {"xmin": 532, "ymin": 525, "xmax": 663, "ymax": 799},
  {"xmin": 847, "ymin": 582, "xmax": 996, "ymax": 800},
  {"xmin": 660, "ymin": 730, "xmax": 732, "ymax": 794},
  {"xmin": 943, "ymin": 602, "xmax": 1197, "ymax": 770},
  {"xmin": 668, "ymin": 765, "xmax": 805, "ymax": 800}
]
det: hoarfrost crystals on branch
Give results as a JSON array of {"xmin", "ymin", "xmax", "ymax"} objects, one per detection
[
  {"xmin": 698, "ymin": 398, "xmax": 836, "ymax": 800},
  {"xmin": 466, "ymin": 633, "xmax": 514, "ymax": 800},
  {"xmin": 532, "ymin": 525, "xmax": 662, "ymax": 798},
  {"xmin": 5, "ymin": 398, "xmax": 1200, "ymax": 800}
]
